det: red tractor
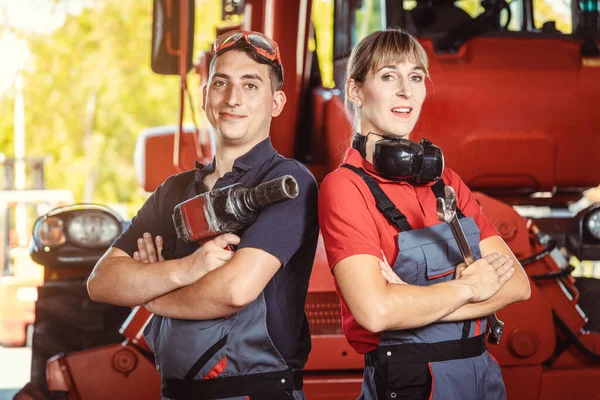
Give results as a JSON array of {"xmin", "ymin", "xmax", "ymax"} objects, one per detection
[{"xmin": 15, "ymin": 0, "xmax": 600, "ymax": 399}]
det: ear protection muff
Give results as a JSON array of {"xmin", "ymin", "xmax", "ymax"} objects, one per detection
[{"xmin": 352, "ymin": 132, "xmax": 444, "ymax": 183}]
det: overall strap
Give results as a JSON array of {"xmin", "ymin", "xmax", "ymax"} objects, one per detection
[
  {"xmin": 341, "ymin": 164, "xmax": 413, "ymax": 232},
  {"xmin": 431, "ymin": 180, "xmax": 466, "ymax": 219}
]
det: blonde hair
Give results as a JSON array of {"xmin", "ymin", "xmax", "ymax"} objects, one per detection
[{"xmin": 345, "ymin": 29, "xmax": 429, "ymax": 127}]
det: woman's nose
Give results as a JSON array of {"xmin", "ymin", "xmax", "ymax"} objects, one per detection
[{"xmin": 396, "ymin": 79, "xmax": 412, "ymax": 98}]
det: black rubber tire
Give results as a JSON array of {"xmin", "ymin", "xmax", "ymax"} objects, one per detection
[
  {"xmin": 29, "ymin": 279, "xmax": 131, "ymax": 394},
  {"xmin": 574, "ymin": 277, "xmax": 600, "ymax": 333}
]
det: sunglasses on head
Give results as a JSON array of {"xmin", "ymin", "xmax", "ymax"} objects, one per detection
[{"xmin": 213, "ymin": 30, "xmax": 282, "ymax": 66}]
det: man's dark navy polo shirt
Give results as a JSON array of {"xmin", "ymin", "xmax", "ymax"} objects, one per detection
[{"xmin": 113, "ymin": 137, "xmax": 319, "ymax": 369}]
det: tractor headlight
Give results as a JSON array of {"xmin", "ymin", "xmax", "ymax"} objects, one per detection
[
  {"xmin": 67, "ymin": 211, "xmax": 121, "ymax": 248},
  {"xmin": 37, "ymin": 216, "xmax": 66, "ymax": 247},
  {"xmin": 33, "ymin": 205, "xmax": 123, "ymax": 250},
  {"xmin": 586, "ymin": 209, "xmax": 600, "ymax": 240}
]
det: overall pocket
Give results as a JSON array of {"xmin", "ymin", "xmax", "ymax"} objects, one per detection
[
  {"xmin": 158, "ymin": 314, "xmax": 238, "ymax": 379},
  {"xmin": 380, "ymin": 361, "xmax": 433, "ymax": 400},
  {"xmin": 422, "ymin": 241, "xmax": 457, "ymax": 283},
  {"xmin": 375, "ymin": 362, "xmax": 433, "ymax": 400}
]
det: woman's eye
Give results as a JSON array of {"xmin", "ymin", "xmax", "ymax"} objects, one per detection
[
  {"xmin": 410, "ymin": 74, "xmax": 424, "ymax": 82},
  {"xmin": 382, "ymin": 73, "xmax": 395, "ymax": 81}
]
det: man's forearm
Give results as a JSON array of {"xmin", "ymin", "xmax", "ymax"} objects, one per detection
[
  {"xmin": 145, "ymin": 269, "xmax": 243, "ymax": 320},
  {"xmin": 88, "ymin": 252, "xmax": 191, "ymax": 306},
  {"xmin": 145, "ymin": 248, "xmax": 281, "ymax": 320}
]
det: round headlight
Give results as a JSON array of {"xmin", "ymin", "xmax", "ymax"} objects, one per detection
[
  {"xmin": 586, "ymin": 209, "xmax": 600, "ymax": 240},
  {"xmin": 67, "ymin": 211, "xmax": 121, "ymax": 248},
  {"xmin": 37, "ymin": 216, "xmax": 66, "ymax": 247}
]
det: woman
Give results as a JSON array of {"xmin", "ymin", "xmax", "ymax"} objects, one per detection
[{"xmin": 318, "ymin": 29, "xmax": 531, "ymax": 400}]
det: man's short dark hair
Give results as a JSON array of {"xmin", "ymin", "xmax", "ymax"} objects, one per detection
[{"xmin": 210, "ymin": 40, "xmax": 284, "ymax": 92}]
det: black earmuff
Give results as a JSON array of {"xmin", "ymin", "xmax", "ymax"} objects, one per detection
[{"xmin": 352, "ymin": 133, "xmax": 444, "ymax": 183}]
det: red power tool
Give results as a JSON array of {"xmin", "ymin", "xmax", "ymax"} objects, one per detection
[{"xmin": 173, "ymin": 174, "xmax": 299, "ymax": 243}]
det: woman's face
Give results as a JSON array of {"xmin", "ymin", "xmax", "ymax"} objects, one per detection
[{"xmin": 351, "ymin": 60, "xmax": 426, "ymax": 139}]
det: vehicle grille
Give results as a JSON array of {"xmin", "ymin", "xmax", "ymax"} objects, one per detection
[{"xmin": 305, "ymin": 292, "xmax": 343, "ymax": 335}]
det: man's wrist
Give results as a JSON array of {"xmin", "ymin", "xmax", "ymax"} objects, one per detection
[
  {"xmin": 448, "ymin": 280, "xmax": 475, "ymax": 304},
  {"xmin": 169, "ymin": 257, "xmax": 192, "ymax": 287}
]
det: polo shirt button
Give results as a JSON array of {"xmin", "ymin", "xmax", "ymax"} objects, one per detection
[
  {"xmin": 387, "ymin": 351, "xmax": 392, "ymax": 356},
  {"xmin": 391, "ymin": 392, "xmax": 397, "ymax": 398},
  {"xmin": 281, "ymin": 379, "xmax": 286, "ymax": 384}
]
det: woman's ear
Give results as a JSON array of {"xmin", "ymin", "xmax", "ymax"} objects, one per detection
[{"xmin": 346, "ymin": 78, "xmax": 363, "ymax": 108}]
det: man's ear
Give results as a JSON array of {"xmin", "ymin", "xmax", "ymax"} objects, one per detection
[
  {"xmin": 201, "ymin": 84, "xmax": 208, "ymax": 111},
  {"xmin": 271, "ymin": 90, "xmax": 287, "ymax": 117},
  {"xmin": 345, "ymin": 78, "xmax": 363, "ymax": 108}
]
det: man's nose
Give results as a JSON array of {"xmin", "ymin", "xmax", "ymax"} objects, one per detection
[{"xmin": 225, "ymin": 85, "xmax": 242, "ymax": 107}]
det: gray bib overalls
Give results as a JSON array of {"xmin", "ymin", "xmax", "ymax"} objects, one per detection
[
  {"xmin": 143, "ymin": 164, "xmax": 305, "ymax": 400},
  {"xmin": 343, "ymin": 165, "xmax": 506, "ymax": 400}
]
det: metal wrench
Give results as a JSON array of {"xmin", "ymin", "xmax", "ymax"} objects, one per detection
[{"xmin": 437, "ymin": 185, "xmax": 504, "ymax": 345}]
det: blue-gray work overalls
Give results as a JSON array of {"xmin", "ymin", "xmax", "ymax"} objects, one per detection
[
  {"xmin": 143, "ymin": 167, "xmax": 305, "ymax": 400},
  {"xmin": 343, "ymin": 165, "xmax": 506, "ymax": 400}
]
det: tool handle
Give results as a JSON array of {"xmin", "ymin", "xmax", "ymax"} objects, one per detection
[
  {"xmin": 486, "ymin": 314, "xmax": 504, "ymax": 345},
  {"xmin": 448, "ymin": 217, "xmax": 476, "ymax": 265}
]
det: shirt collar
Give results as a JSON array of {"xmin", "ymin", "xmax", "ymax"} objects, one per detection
[
  {"xmin": 231, "ymin": 137, "xmax": 277, "ymax": 172},
  {"xmin": 194, "ymin": 158, "xmax": 216, "ymax": 184},
  {"xmin": 194, "ymin": 137, "xmax": 276, "ymax": 182}
]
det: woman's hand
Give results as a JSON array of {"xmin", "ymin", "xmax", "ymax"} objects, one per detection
[
  {"xmin": 455, "ymin": 262, "xmax": 467, "ymax": 279},
  {"xmin": 457, "ymin": 253, "xmax": 514, "ymax": 302},
  {"xmin": 133, "ymin": 232, "xmax": 164, "ymax": 263},
  {"xmin": 378, "ymin": 251, "xmax": 407, "ymax": 285}
]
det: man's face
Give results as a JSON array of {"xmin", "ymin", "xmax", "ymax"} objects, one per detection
[{"xmin": 203, "ymin": 50, "xmax": 286, "ymax": 147}]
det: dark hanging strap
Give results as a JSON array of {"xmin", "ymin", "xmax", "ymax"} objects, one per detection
[
  {"xmin": 431, "ymin": 180, "xmax": 466, "ymax": 219},
  {"xmin": 462, "ymin": 319, "xmax": 472, "ymax": 340},
  {"xmin": 341, "ymin": 164, "xmax": 413, "ymax": 232}
]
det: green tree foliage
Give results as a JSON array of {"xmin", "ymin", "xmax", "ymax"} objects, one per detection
[
  {"xmin": 0, "ymin": 0, "xmax": 222, "ymax": 214},
  {"xmin": 1, "ymin": 1, "xmax": 180, "ymax": 211}
]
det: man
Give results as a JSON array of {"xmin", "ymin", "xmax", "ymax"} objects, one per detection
[{"xmin": 88, "ymin": 30, "xmax": 319, "ymax": 400}]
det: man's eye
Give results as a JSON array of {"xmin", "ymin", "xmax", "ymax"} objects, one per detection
[
  {"xmin": 245, "ymin": 83, "xmax": 257, "ymax": 89},
  {"xmin": 214, "ymin": 81, "xmax": 226, "ymax": 87}
]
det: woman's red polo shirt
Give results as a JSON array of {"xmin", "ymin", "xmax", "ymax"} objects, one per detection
[{"xmin": 318, "ymin": 148, "xmax": 499, "ymax": 354}]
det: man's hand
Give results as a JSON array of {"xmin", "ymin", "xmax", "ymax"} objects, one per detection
[
  {"xmin": 181, "ymin": 233, "xmax": 241, "ymax": 285},
  {"xmin": 457, "ymin": 253, "xmax": 514, "ymax": 302},
  {"xmin": 132, "ymin": 232, "xmax": 241, "ymax": 286},
  {"xmin": 133, "ymin": 233, "xmax": 164, "ymax": 263}
]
